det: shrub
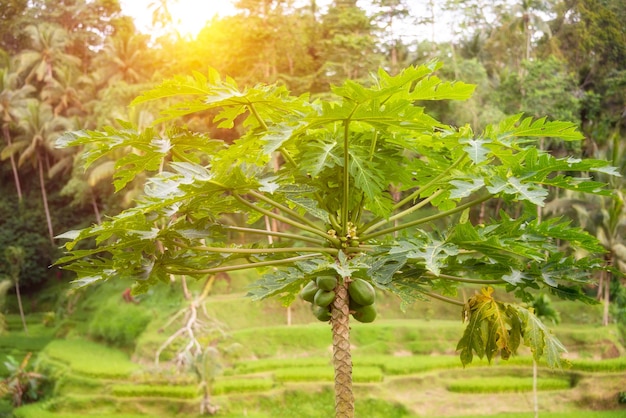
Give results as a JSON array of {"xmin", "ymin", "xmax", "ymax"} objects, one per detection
[{"xmin": 88, "ymin": 297, "xmax": 151, "ymax": 348}]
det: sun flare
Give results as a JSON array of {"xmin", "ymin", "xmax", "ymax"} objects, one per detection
[{"xmin": 121, "ymin": 0, "xmax": 237, "ymax": 38}]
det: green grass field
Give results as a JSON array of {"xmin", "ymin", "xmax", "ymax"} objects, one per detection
[{"xmin": 2, "ymin": 278, "xmax": 625, "ymax": 417}]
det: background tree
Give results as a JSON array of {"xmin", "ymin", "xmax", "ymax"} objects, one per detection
[
  {"xmin": 4, "ymin": 246, "xmax": 27, "ymax": 334},
  {"xmin": 15, "ymin": 23, "xmax": 81, "ymax": 86},
  {"xmin": 1, "ymin": 100, "xmax": 74, "ymax": 243},
  {"xmin": 0, "ymin": 66, "xmax": 35, "ymax": 201}
]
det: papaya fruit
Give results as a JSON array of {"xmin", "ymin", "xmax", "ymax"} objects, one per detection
[
  {"xmin": 314, "ymin": 289, "xmax": 336, "ymax": 307},
  {"xmin": 312, "ymin": 305, "xmax": 331, "ymax": 321},
  {"xmin": 352, "ymin": 304, "xmax": 377, "ymax": 323},
  {"xmin": 349, "ymin": 298, "xmax": 363, "ymax": 311},
  {"xmin": 348, "ymin": 278, "xmax": 375, "ymax": 306},
  {"xmin": 300, "ymin": 280, "xmax": 318, "ymax": 303},
  {"xmin": 316, "ymin": 275, "xmax": 337, "ymax": 291}
]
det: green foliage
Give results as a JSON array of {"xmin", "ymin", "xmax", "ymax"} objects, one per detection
[
  {"xmin": 56, "ymin": 62, "xmax": 616, "ymax": 370},
  {"xmin": 0, "ymin": 353, "xmax": 45, "ymax": 407},
  {"xmin": 0, "ymin": 196, "xmax": 57, "ymax": 289},
  {"xmin": 87, "ymin": 297, "xmax": 151, "ymax": 348}
]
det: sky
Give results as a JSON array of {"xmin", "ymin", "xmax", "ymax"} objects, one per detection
[
  {"xmin": 119, "ymin": 0, "xmax": 238, "ymax": 38},
  {"xmin": 119, "ymin": 0, "xmax": 450, "ymax": 42}
]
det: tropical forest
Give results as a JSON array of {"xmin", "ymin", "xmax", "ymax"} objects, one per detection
[{"xmin": 0, "ymin": 0, "xmax": 625, "ymax": 417}]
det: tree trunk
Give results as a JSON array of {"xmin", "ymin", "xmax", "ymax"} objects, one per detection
[
  {"xmin": 15, "ymin": 280, "xmax": 28, "ymax": 335},
  {"xmin": 3, "ymin": 123, "xmax": 23, "ymax": 202},
  {"xmin": 90, "ymin": 192, "xmax": 102, "ymax": 224},
  {"xmin": 532, "ymin": 358, "xmax": 538, "ymax": 418},
  {"xmin": 37, "ymin": 153, "xmax": 55, "ymax": 244},
  {"xmin": 602, "ymin": 270, "xmax": 610, "ymax": 326},
  {"xmin": 331, "ymin": 277, "xmax": 353, "ymax": 418}
]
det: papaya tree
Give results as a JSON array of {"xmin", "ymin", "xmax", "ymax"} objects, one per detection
[{"xmin": 56, "ymin": 62, "xmax": 616, "ymax": 417}]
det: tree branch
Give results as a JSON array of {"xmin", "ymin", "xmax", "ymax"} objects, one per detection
[
  {"xmin": 179, "ymin": 242, "xmax": 338, "ymax": 256},
  {"xmin": 165, "ymin": 253, "xmax": 323, "ymax": 275},
  {"xmin": 223, "ymin": 225, "xmax": 326, "ymax": 245},
  {"xmin": 394, "ymin": 154, "xmax": 466, "ymax": 210},
  {"xmin": 342, "ymin": 118, "xmax": 351, "ymax": 234},
  {"xmin": 422, "ymin": 290, "xmax": 465, "ymax": 306},
  {"xmin": 361, "ymin": 194, "xmax": 491, "ymax": 241},
  {"xmin": 233, "ymin": 193, "xmax": 339, "ymax": 245},
  {"xmin": 248, "ymin": 190, "xmax": 322, "ymax": 230},
  {"xmin": 361, "ymin": 189, "xmax": 444, "ymax": 235},
  {"xmin": 423, "ymin": 272, "xmax": 506, "ymax": 285}
]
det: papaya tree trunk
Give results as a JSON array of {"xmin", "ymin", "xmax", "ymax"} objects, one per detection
[{"xmin": 331, "ymin": 277, "xmax": 354, "ymax": 418}]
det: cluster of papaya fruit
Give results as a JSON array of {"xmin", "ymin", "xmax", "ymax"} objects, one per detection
[{"xmin": 300, "ymin": 276, "xmax": 377, "ymax": 323}]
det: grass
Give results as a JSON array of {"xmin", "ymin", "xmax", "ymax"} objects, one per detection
[
  {"xmin": 571, "ymin": 356, "xmax": 626, "ymax": 372},
  {"xmin": 111, "ymin": 384, "xmax": 198, "ymax": 399},
  {"xmin": 216, "ymin": 387, "xmax": 415, "ymax": 418},
  {"xmin": 273, "ymin": 365, "xmax": 384, "ymax": 383},
  {"xmin": 212, "ymin": 377, "xmax": 275, "ymax": 394},
  {"xmin": 354, "ymin": 354, "xmax": 463, "ymax": 375},
  {"xmin": 453, "ymin": 412, "xmax": 626, "ymax": 418},
  {"xmin": 230, "ymin": 324, "xmax": 333, "ymax": 358},
  {"xmin": 6, "ymin": 277, "xmax": 626, "ymax": 418},
  {"xmin": 41, "ymin": 339, "xmax": 139, "ymax": 379},
  {"xmin": 13, "ymin": 404, "xmax": 150, "ymax": 418},
  {"xmin": 232, "ymin": 357, "xmax": 331, "ymax": 374},
  {"xmin": 446, "ymin": 376, "xmax": 572, "ymax": 393}
]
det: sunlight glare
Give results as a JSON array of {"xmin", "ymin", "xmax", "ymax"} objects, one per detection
[{"xmin": 121, "ymin": 0, "xmax": 236, "ymax": 38}]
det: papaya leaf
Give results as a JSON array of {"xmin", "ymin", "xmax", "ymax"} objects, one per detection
[
  {"xmin": 460, "ymin": 137, "xmax": 491, "ymax": 164},
  {"xmin": 513, "ymin": 305, "xmax": 568, "ymax": 369},
  {"xmin": 487, "ymin": 176, "xmax": 548, "ymax": 206},
  {"xmin": 457, "ymin": 287, "xmax": 520, "ymax": 366},
  {"xmin": 410, "ymin": 76, "xmax": 476, "ymax": 101},
  {"xmin": 247, "ymin": 266, "xmax": 304, "ymax": 306}
]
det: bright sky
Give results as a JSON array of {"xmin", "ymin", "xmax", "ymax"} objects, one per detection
[
  {"xmin": 120, "ymin": 0, "xmax": 449, "ymax": 42},
  {"xmin": 119, "ymin": 0, "xmax": 238, "ymax": 37}
]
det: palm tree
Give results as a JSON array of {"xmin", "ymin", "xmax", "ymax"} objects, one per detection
[
  {"xmin": 15, "ymin": 23, "xmax": 81, "ymax": 85},
  {"xmin": 92, "ymin": 32, "xmax": 152, "ymax": 86},
  {"xmin": 0, "ymin": 68, "xmax": 35, "ymax": 201},
  {"xmin": 41, "ymin": 64, "xmax": 93, "ymax": 117},
  {"xmin": 4, "ymin": 246, "xmax": 27, "ymax": 335},
  {"xmin": 1, "ymin": 100, "xmax": 74, "ymax": 243}
]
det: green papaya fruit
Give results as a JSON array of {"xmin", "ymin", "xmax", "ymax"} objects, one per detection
[
  {"xmin": 300, "ymin": 280, "xmax": 319, "ymax": 303},
  {"xmin": 349, "ymin": 298, "xmax": 364, "ymax": 311},
  {"xmin": 352, "ymin": 304, "xmax": 377, "ymax": 323},
  {"xmin": 314, "ymin": 289, "xmax": 336, "ymax": 307},
  {"xmin": 316, "ymin": 275, "xmax": 337, "ymax": 291},
  {"xmin": 313, "ymin": 305, "xmax": 331, "ymax": 321},
  {"xmin": 348, "ymin": 278, "xmax": 375, "ymax": 306}
]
